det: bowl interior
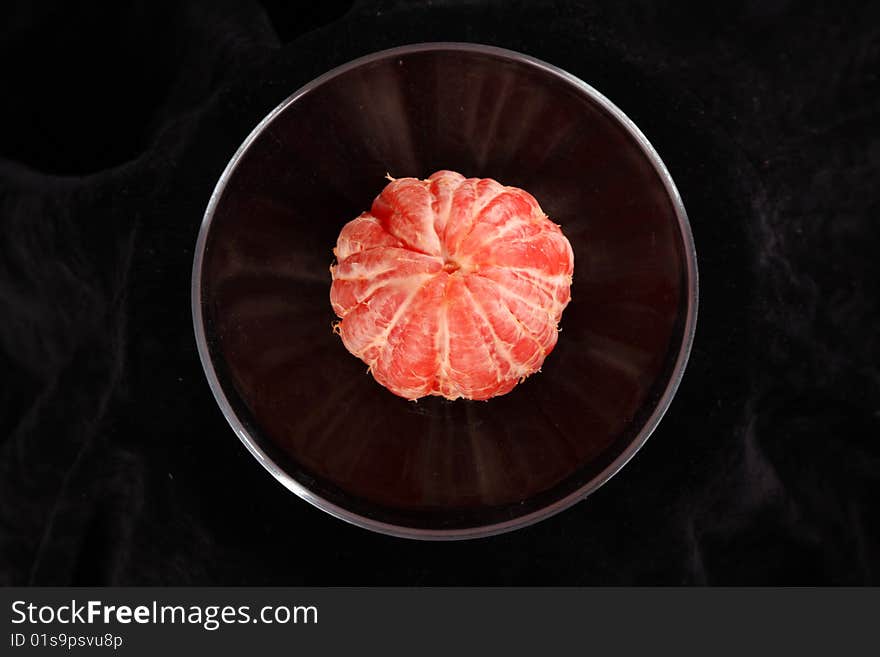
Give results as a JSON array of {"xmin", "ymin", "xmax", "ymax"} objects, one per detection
[{"xmin": 197, "ymin": 44, "xmax": 694, "ymax": 537}]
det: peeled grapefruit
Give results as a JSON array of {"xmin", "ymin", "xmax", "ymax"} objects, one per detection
[{"xmin": 330, "ymin": 170, "xmax": 574, "ymax": 401}]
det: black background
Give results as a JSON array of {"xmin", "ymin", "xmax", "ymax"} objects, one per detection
[{"xmin": 0, "ymin": 0, "xmax": 877, "ymax": 584}]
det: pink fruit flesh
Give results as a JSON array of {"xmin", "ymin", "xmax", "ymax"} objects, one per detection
[{"xmin": 329, "ymin": 170, "xmax": 574, "ymax": 401}]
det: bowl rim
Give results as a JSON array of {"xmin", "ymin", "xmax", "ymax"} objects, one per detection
[{"xmin": 191, "ymin": 41, "xmax": 699, "ymax": 541}]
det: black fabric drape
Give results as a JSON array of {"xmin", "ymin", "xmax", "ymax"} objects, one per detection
[{"xmin": 1, "ymin": 0, "xmax": 877, "ymax": 584}]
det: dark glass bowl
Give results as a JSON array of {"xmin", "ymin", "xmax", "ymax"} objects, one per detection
[{"xmin": 192, "ymin": 43, "xmax": 698, "ymax": 539}]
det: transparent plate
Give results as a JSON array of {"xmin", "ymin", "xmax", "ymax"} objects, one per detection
[{"xmin": 192, "ymin": 43, "xmax": 698, "ymax": 539}]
